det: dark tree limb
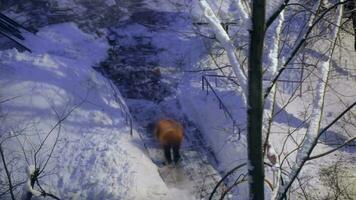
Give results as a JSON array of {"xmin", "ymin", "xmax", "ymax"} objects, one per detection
[
  {"xmin": 248, "ymin": 0, "xmax": 266, "ymax": 199},
  {"xmin": 309, "ymin": 137, "xmax": 356, "ymax": 160},
  {"xmin": 0, "ymin": 95, "xmax": 21, "ymax": 104},
  {"xmin": 209, "ymin": 163, "xmax": 247, "ymax": 200},
  {"xmin": 219, "ymin": 174, "xmax": 246, "ymax": 200},
  {"xmin": 266, "ymin": 0, "xmax": 290, "ymax": 29},
  {"xmin": 0, "ymin": 145, "xmax": 15, "ymax": 200},
  {"xmin": 36, "ymin": 180, "xmax": 61, "ymax": 200},
  {"xmin": 0, "ymin": 13, "xmax": 35, "ymax": 33}
]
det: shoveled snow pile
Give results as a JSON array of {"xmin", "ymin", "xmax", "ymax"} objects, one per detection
[{"xmin": 0, "ymin": 23, "xmax": 170, "ymax": 199}]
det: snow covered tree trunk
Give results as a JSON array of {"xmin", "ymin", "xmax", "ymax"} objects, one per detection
[
  {"xmin": 198, "ymin": 0, "xmax": 248, "ymax": 105},
  {"xmin": 263, "ymin": 8, "xmax": 285, "ymax": 199},
  {"xmin": 263, "ymin": 7, "xmax": 285, "ymax": 147},
  {"xmin": 247, "ymin": 0, "xmax": 266, "ymax": 199},
  {"xmin": 275, "ymin": 2, "xmax": 344, "ymax": 199}
]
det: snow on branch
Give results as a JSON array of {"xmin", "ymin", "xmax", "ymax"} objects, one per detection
[
  {"xmin": 266, "ymin": 0, "xmax": 290, "ymax": 29},
  {"xmin": 265, "ymin": 11, "xmax": 284, "ymax": 79},
  {"xmin": 263, "ymin": 9, "xmax": 285, "ymax": 198},
  {"xmin": 198, "ymin": 0, "xmax": 248, "ymax": 105},
  {"xmin": 23, "ymin": 165, "xmax": 42, "ymax": 199},
  {"xmin": 264, "ymin": 0, "xmax": 350, "ymax": 100},
  {"xmin": 264, "ymin": 0, "xmax": 323, "ymax": 99},
  {"xmin": 295, "ymin": 2, "xmax": 343, "ymax": 169},
  {"xmin": 275, "ymin": 2, "xmax": 344, "ymax": 199},
  {"xmin": 233, "ymin": 0, "xmax": 250, "ymax": 21}
]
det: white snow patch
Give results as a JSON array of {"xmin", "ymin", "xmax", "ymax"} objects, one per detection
[
  {"xmin": 0, "ymin": 23, "xmax": 170, "ymax": 199},
  {"xmin": 23, "ymin": 165, "xmax": 42, "ymax": 197},
  {"xmin": 105, "ymin": 0, "xmax": 116, "ymax": 6}
]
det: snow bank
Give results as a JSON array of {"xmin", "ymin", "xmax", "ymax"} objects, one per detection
[
  {"xmin": 178, "ymin": 73, "xmax": 249, "ymax": 198},
  {"xmin": 0, "ymin": 23, "xmax": 169, "ymax": 199}
]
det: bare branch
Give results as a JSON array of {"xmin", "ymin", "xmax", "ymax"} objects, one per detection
[
  {"xmin": 0, "ymin": 95, "xmax": 21, "ymax": 104},
  {"xmin": 0, "ymin": 180, "xmax": 26, "ymax": 198},
  {"xmin": 277, "ymin": 101, "xmax": 356, "ymax": 199},
  {"xmin": 264, "ymin": 0, "xmax": 350, "ymax": 100},
  {"xmin": 309, "ymin": 137, "xmax": 356, "ymax": 160},
  {"xmin": 0, "ymin": 145, "xmax": 15, "ymax": 200},
  {"xmin": 33, "ymin": 99, "xmax": 85, "ymax": 167},
  {"xmin": 209, "ymin": 163, "xmax": 247, "ymax": 200},
  {"xmin": 36, "ymin": 180, "xmax": 61, "ymax": 200}
]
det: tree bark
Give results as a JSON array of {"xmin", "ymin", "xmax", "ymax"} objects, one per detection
[{"xmin": 247, "ymin": 0, "xmax": 266, "ymax": 199}]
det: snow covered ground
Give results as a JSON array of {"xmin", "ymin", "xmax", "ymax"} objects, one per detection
[
  {"xmin": 0, "ymin": 23, "xmax": 172, "ymax": 199},
  {"xmin": 1, "ymin": 0, "xmax": 355, "ymax": 199},
  {"xmin": 1, "ymin": 1, "xmax": 229, "ymax": 199}
]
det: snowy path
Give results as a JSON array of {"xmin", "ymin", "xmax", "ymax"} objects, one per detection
[
  {"xmin": 145, "ymin": 126, "xmax": 223, "ymax": 199},
  {"xmin": 127, "ymin": 99, "xmax": 226, "ymax": 200},
  {"xmin": 92, "ymin": 0, "xmax": 228, "ymax": 198}
]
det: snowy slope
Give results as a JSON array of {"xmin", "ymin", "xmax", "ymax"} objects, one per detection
[
  {"xmin": 0, "ymin": 23, "xmax": 171, "ymax": 199},
  {"xmin": 1, "ymin": 0, "xmax": 354, "ymax": 199}
]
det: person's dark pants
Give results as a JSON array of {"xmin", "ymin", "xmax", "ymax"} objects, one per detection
[{"xmin": 163, "ymin": 144, "xmax": 181, "ymax": 164}]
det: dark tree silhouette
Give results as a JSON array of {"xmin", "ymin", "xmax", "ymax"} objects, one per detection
[{"xmin": 247, "ymin": 0, "xmax": 266, "ymax": 199}]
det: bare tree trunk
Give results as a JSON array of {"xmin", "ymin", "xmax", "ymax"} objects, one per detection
[{"xmin": 247, "ymin": 0, "xmax": 266, "ymax": 199}]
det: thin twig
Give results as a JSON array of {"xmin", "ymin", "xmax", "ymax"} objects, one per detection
[
  {"xmin": 0, "ymin": 145, "xmax": 15, "ymax": 200},
  {"xmin": 265, "ymin": 0, "xmax": 350, "ymax": 99},
  {"xmin": 309, "ymin": 137, "xmax": 356, "ymax": 160},
  {"xmin": 34, "ymin": 99, "xmax": 85, "ymax": 167},
  {"xmin": 209, "ymin": 163, "xmax": 246, "ymax": 200},
  {"xmin": 278, "ymin": 101, "xmax": 356, "ymax": 199},
  {"xmin": 0, "ymin": 95, "xmax": 21, "ymax": 104},
  {"xmin": 36, "ymin": 180, "xmax": 61, "ymax": 200}
]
